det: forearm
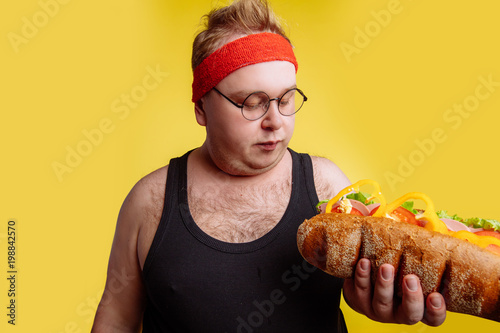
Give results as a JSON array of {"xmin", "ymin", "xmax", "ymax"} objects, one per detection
[{"xmin": 91, "ymin": 303, "xmax": 143, "ymax": 333}]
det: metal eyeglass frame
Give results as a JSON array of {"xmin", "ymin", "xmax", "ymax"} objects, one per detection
[{"xmin": 212, "ymin": 87, "xmax": 308, "ymax": 121}]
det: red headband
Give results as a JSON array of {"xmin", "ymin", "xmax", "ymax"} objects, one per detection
[{"xmin": 192, "ymin": 32, "xmax": 298, "ymax": 103}]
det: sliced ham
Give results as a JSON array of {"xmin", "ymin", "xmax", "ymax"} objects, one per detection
[
  {"xmin": 421, "ymin": 217, "xmax": 485, "ymax": 233},
  {"xmin": 349, "ymin": 200, "xmax": 371, "ymax": 216},
  {"xmin": 366, "ymin": 203, "xmax": 380, "ymax": 215},
  {"xmin": 440, "ymin": 218, "xmax": 471, "ymax": 232}
]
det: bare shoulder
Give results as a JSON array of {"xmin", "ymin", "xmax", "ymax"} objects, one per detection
[
  {"xmin": 123, "ymin": 166, "xmax": 169, "ymax": 269},
  {"xmin": 92, "ymin": 166, "xmax": 168, "ymax": 331},
  {"xmin": 107, "ymin": 165, "xmax": 169, "ymax": 271},
  {"xmin": 310, "ymin": 155, "xmax": 351, "ymax": 201},
  {"xmin": 124, "ymin": 166, "xmax": 168, "ymax": 224}
]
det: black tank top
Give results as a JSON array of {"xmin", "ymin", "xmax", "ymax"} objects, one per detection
[{"xmin": 142, "ymin": 149, "xmax": 347, "ymax": 332}]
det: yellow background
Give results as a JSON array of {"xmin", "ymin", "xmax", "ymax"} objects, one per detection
[{"xmin": 1, "ymin": 0, "xmax": 500, "ymax": 332}]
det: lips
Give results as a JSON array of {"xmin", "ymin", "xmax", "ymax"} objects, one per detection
[{"xmin": 257, "ymin": 141, "xmax": 279, "ymax": 151}]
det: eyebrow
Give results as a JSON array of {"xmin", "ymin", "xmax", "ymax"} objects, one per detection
[
  {"xmin": 229, "ymin": 90, "xmax": 255, "ymax": 100},
  {"xmin": 228, "ymin": 85, "xmax": 298, "ymax": 99}
]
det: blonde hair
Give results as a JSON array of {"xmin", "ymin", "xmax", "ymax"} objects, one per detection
[{"xmin": 192, "ymin": 0, "xmax": 290, "ymax": 70}]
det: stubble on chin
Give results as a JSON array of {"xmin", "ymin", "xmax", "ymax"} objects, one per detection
[{"xmin": 213, "ymin": 147, "xmax": 287, "ymax": 177}]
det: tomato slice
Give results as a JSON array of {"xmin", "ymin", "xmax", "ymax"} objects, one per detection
[
  {"xmin": 389, "ymin": 207, "xmax": 424, "ymax": 226},
  {"xmin": 474, "ymin": 230, "xmax": 500, "ymax": 240},
  {"xmin": 331, "ymin": 206, "xmax": 364, "ymax": 216}
]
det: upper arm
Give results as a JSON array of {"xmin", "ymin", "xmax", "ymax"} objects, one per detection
[
  {"xmin": 310, "ymin": 155, "xmax": 351, "ymax": 201},
  {"xmin": 92, "ymin": 176, "xmax": 160, "ymax": 332}
]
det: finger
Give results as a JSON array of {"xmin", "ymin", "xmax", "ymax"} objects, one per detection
[
  {"xmin": 343, "ymin": 258, "xmax": 372, "ymax": 315},
  {"xmin": 342, "ymin": 279, "xmax": 358, "ymax": 312},
  {"xmin": 421, "ymin": 292, "xmax": 447, "ymax": 326},
  {"xmin": 395, "ymin": 275, "xmax": 425, "ymax": 325},
  {"xmin": 371, "ymin": 264, "xmax": 395, "ymax": 322}
]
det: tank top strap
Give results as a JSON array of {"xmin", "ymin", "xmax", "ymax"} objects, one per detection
[
  {"xmin": 142, "ymin": 150, "xmax": 192, "ymax": 277},
  {"xmin": 289, "ymin": 148, "xmax": 320, "ymax": 211}
]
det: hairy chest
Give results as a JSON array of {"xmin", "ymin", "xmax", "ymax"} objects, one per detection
[{"xmin": 188, "ymin": 180, "xmax": 292, "ymax": 243}]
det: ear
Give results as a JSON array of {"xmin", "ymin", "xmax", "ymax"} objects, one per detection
[{"xmin": 194, "ymin": 99, "xmax": 207, "ymax": 126}]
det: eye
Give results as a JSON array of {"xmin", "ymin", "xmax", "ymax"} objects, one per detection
[
  {"xmin": 279, "ymin": 97, "xmax": 291, "ymax": 106},
  {"xmin": 279, "ymin": 90, "xmax": 296, "ymax": 107},
  {"xmin": 243, "ymin": 92, "xmax": 268, "ymax": 110}
]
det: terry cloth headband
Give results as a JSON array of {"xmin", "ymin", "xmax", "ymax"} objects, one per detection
[{"xmin": 192, "ymin": 32, "xmax": 298, "ymax": 103}]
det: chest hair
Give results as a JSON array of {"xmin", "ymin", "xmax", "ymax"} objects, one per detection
[{"xmin": 188, "ymin": 179, "xmax": 292, "ymax": 243}]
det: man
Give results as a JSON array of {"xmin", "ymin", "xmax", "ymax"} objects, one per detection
[{"xmin": 92, "ymin": 0, "xmax": 446, "ymax": 331}]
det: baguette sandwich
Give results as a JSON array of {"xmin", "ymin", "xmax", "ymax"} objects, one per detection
[{"xmin": 297, "ymin": 180, "xmax": 500, "ymax": 321}]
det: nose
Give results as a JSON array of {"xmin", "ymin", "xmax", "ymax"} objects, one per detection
[
  {"xmin": 265, "ymin": 97, "xmax": 280, "ymax": 112},
  {"xmin": 261, "ymin": 98, "xmax": 283, "ymax": 130}
]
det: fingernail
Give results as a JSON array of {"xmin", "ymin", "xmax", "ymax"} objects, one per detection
[
  {"xmin": 359, "ymin": 259, "xmax": 370, "ymax": 272},
  {"xmin": 430, "ymin": 294, "xmax": 442, "ymax": 309},
  {"xmin": 405, "ymin": 276, "xmax": 418, "ymax": 292},
  {"xmin": 381, "ymin": 265, "xmax": 393, "ymax": 281}
]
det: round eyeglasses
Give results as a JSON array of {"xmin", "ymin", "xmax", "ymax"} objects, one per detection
[{"xmin": 213, "ymin": 87, "xmax": 308, "ymax": 121}]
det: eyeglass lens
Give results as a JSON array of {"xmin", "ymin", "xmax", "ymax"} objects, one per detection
[{"xmin": 242, "ymin": 89, "xmax": 305, "ymax": 120}]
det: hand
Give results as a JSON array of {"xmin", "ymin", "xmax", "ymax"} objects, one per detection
[{"xmin": 343, "ymin": 258, "xmax": 447, "ymax": 326}]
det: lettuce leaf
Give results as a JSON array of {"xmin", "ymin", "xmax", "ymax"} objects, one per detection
[
  {"xmin": 345, "ymin": 192, "xmax": 374, "ymax": 205},
  {"xmin": 436, "ymin": 210, "xmax": 463, "ymax": 221},
  {"xmin": 462, "ymin": 217, "xmax": 500, "ymax": 231},
  {"xmin": 483, "ymin": 219, "xmax": 500, "ymax": 231},
  {"xmin": 436, "ymin": 210, "xmax": 500, "ymax": 232},
  {"xmin": 316, "ymin": 200, "xmax": 329, "ymax": 213},
  {"xmin": 401, "ymin": 201, "xmax": 419, "ymax": 214}
]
